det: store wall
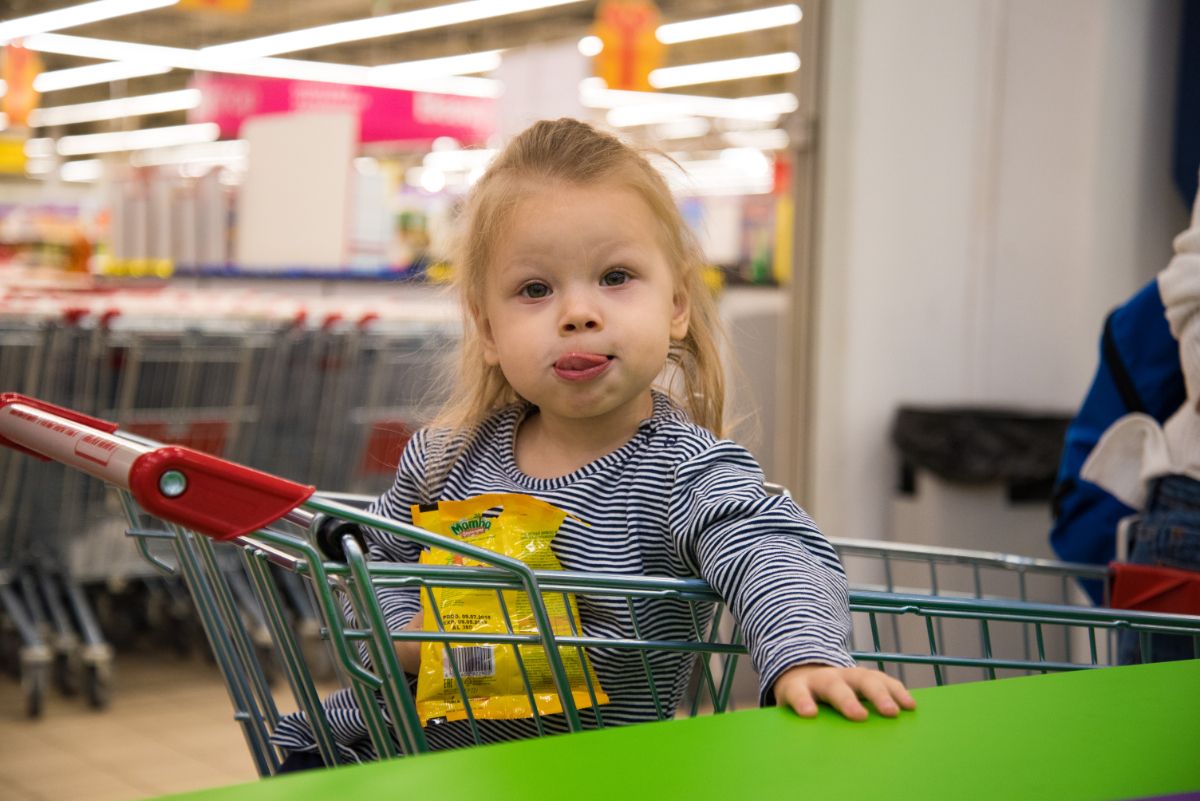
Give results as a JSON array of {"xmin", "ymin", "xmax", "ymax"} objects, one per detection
[{"xmin": 809, "ymin": 0, "xmax": 1188, "ymax": 541}]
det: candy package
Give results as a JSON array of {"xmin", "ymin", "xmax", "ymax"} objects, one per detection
[{"xmin": 412, "ymin": 493, "xmax": 609, "ymax": 724}]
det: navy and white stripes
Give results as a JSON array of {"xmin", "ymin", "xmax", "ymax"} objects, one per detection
[{"xmin": 272, "ymin": 391, "xmax": 853, "ymax": 762}]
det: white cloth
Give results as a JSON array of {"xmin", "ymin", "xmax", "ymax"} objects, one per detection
[{"xmin": 1082, "ymin": 200, "xmax": 1200, "ymax": 509}]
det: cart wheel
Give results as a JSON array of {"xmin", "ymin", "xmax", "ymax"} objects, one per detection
[
  {"xmin": 23, "ymin": 664, "xmax": 47, "ymax": 719},
  {"xmin": 54, "ymin": 650, "xmax": 80, "ymax": 696},
  {"xmin": 85, "ymin": 663, "xmax": 111, "ymax": 710}
]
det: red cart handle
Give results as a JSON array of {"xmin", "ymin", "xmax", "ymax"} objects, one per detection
[
  {"xmin": 0, "ymin": 393, "xmax": 118, "ymax": 460},
  {"xmin": 0, "ymin": 393, "xmax": 314, "ymax": 540}
]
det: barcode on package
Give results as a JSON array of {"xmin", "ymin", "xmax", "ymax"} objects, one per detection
[{"xmin": 444, "ymin": 645, "xmax": 495, "ymax": 678}]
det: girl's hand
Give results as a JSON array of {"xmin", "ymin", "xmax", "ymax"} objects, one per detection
[
  {"xmin": 394, "ymin": 613, "xmax": 425, "ymax": 674},
  {"xmin": 772, "ymin": 665, "xmax": 915, "ymax": 721}
]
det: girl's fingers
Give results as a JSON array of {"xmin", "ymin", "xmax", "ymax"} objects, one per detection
[
  {"xmin": 887, "ymin": 675, "xmax": 917, "ymax": 710},
  {"xmin": 857, "ymin": 675, "xmax": 901, "ymax": 717},
  {"xmin": 782, "ymin": 681, "xmax": 819, "ymax": 718},
  {"xmin": 848, "ymin": 671, "xmax": 916, "ymax": 717},
  {"xmin": 776, "ymin": 667, "xmax": 915, "ymax": 721},
  {"xmin": 816, "ymin": 678, "xmax": 868, "ymax": 721}
]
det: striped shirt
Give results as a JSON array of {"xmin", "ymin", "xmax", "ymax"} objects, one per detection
[{"xmin": 273, "ymin": 391, "xmax": 853, "ymax": 762}]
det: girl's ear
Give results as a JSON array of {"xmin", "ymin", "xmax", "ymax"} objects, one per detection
[
  {"xmin": 472, "ymin": 303, "xmax": 502, "ymax": 366},
  {"xmin": 670, "ymin": 287, "xmax": 691, "ymax": 341}
]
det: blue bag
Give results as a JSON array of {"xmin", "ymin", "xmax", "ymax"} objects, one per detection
[{"xmin": 1049, "ymin": 279, "xmax": 1186, "ymax": 602}]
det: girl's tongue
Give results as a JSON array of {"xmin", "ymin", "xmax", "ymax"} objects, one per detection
[{"xmin": 554, "ymin": 352, "xmax": 611, "ymax": 380}]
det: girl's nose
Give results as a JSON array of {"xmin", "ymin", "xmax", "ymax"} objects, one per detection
[{"xmin": 560, "ymin": 293, "xmax": 602, "ymax": 333}]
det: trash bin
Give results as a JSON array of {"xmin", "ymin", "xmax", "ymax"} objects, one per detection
[
  {"xmin": 891, "ymin": 406, "xmax": 1071, "ymax": 503},
  {"xmin": 889, "ymin": 407, "xmax": 1072, "ymax": 563}
]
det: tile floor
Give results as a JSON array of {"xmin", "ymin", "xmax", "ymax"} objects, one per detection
[{"xmin": 0, "ymin": 654, "xmax": 284, "ymax": 801}]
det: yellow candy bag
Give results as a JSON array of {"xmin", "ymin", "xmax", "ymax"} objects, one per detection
[{"xmin": 412, "ymin": 493, "xmax": 609, "ymax": 724}]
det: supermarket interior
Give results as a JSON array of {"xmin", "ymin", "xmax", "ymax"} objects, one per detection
[{"xmin": 0, "ymin": 1, "xmax": 1198, "ymax": 800}]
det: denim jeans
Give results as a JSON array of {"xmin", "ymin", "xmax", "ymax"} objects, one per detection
[{"xmin": 1117, "ymin": 474, "xmax": 1200, "ymax": 665}]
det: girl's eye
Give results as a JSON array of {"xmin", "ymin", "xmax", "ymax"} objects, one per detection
[
  {"xmin": 520, "ymin": 282, "xmax": 551, "ymax": 299},
  {"xmin": 601, "ymin": 269, "xmax": 629, "ymax": 287}
]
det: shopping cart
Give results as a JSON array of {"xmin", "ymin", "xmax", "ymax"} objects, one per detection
[
  {"xmin": 248, "ymin": 304, "xmax": 457, "ymax": 496},
  {"xmin": 2, "ymin": 393, "xmax": 1197, "ymax": 774},
  {"xmin": 0, "ymin": 317, "xmax": 57, "ymax": 715}
]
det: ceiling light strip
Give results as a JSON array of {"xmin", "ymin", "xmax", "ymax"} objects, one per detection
[
  {"xmin": 580, "ymin": 79, "xmax": 797, "ymax": 110},
  {"xmin": 34, "ymin": 61, "xmax": 171, "ymax": 93},
  {"xmin": 26, "ymin": 32, "xmax": 204, "ymax": 66},
  {"xmin": 649, "ymin": 52, "xmax": 800, "ymax": 89},
  {"xmin": 582, "ymin": 82, "xmax": 799, "ymax": 123},
  {"xmin": 201, "ymin": 0, "xmax": 585, "ymax": 62},
  {"xmin": 56, "ymin": 122, "xmax": 219, "ymax": 155},
  {"xmin": 0, "ymin": 0, "xmax": 178, "ymax": 45},
  {"xmin": 25, "ymin": 34, "xmax": 503, "ymax": 97},
  {"xmin": 130, "ymin": 139, "xmax": 249, "ymax": 167},
  {"xmin": 24, "ymin": 138, "xmax": 56, "ymax": 158},
  {"xmin": 31, "ymin": 88, "xmax": 201, "ymax": 127},
  {"xmin": 371, "ymin": 50, "xmax": 503, "ymax": 78},
  {"xmin": 656, "ymin": 4, "xmax": 802, "ymax": 44},
  {"xmin": 60, "ymin": 159, "xmax": 104, "ymax": 182}
]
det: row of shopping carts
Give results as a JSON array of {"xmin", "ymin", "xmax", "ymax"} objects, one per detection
[
  {"xmin": 1, "ymin": 392, "xmax": 1198, "ymax": 770},
  {"xmin": 0, "ymin": 277, "xmax": 458, "ymax": 716}
]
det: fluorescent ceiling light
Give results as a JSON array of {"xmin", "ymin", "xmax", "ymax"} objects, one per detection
[
  {"xmin": 130, "ymin": 139, "xmax": 248, "ymax": 167},
  {"xmin": 253, "ymin": 56, "xmax": 500, "ymax": 97},
  {"xmin": 25, "ymin": 34, "xmax": 503, "ymax": 98},
  {"xmin": 652, "ymin": 117, "xmax": 711, "ymax": 140},
  {"xmin": 31, "ymin": 88, "xmax": 201, "ymax": 127},
  {"xmin": 25, "ymin": 157, "xmax": 56, "ymax": 175},
  {"xmin": 650, "ymin": 52, "xmax": 800, "ymax": 89},
  {"xmin": 581, "ymin": 79, "xmax": 798, "ymax": 111},
  {"xmin": 0, "ymin": 79, "xmax": 6, "ymax": 97},
  {"xmin": 57, "ymin": 122, "xmax": 219, "ymax": 155},
  {"xmin": 582, "ymin": 6, "xmax": 801, "ymax": 55},
  {"xmin": 25, "ymin": 32, "xmax": 196, "ymax": 64},
  {"xmin": 608, "ymin": 102, "xmax": 778, "ymax": 127},
  {"xmin": 588, "ymin": 84, "xmax": 799, "ymax": 125},
  {"xmin": 372, "ymin": 50, "xmax": 503, "ymax": 78},
  {"xmin": 201, "ymin": 0, "xmax": 586, "ymax": 61},
  {"xmin": 35, "ymin": 61, "xmax": 170, "ymax": 93},
  {"xmin": 60, "ymin": 159, "xmax": 104, "ymax": 182},
  {"xmin": 656, "ymin": 4, "xmax": 801, "ymax": 44},
  {"xmin": 0, "ymin": 0, "xmax": 178, "ymax": 45},
  {"xmin": 24, "ymin": 138, "xmax": 56, "ymax": 158},
  {"xmin": 723, "ymin": 128, "xmax": 790, "ymax": 151}
]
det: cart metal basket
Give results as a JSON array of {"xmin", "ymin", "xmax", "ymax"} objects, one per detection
[{"xmin": 2, "ymin": 393, "xmax": 1197, "ymax": 776}]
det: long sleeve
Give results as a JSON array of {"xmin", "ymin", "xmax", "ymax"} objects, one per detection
[
  {"xmin": 361, "ymin": 428, "xmax": 431, "ymax": 634},
  {"xmin": 668, "ymin": 440, "xmax": 854, "ymax": 704}
]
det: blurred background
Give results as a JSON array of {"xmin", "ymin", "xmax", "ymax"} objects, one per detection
[{"xmin": 0, "ymin": 0, "xmax": 1195, "ymax": 798}]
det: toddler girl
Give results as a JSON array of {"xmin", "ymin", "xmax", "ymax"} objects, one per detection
[{"xmin": 274, "ymin": 118, "xmax": 913, "ymax": 767}]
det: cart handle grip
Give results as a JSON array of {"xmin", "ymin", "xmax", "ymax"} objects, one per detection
[
  {"xmin": 0, "ymin": 393, "xmax": 118, "ymax": 460},
  {"xmin": 0, "ymin": 393, "xmax": 315, "ymax": 541},
  {"xmin": 313, "ymin": 516, "xmax": 368, "ymax": 562},
  {"xmin": 129, "ymin": 447, "xmax": 316, "ymax": 541}
]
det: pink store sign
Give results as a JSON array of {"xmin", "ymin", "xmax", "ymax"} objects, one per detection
[{"xmin": 189, "ymin": 73, "xmax": 496, "ymax": 146}]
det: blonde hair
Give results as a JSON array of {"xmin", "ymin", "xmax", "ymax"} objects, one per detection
[{"xmin": 433, "ymin": 118, "xmax": 727, "ymax": 438}]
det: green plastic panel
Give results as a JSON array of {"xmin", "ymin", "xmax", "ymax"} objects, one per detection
[{"xmin": 162, "ymin": 659, "xmax": 1200, "ymax": 801}]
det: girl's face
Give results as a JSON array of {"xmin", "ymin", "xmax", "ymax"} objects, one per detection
[{"xmin": 476, "ymin": 180, "xmax": 690, "ymax": 436}]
